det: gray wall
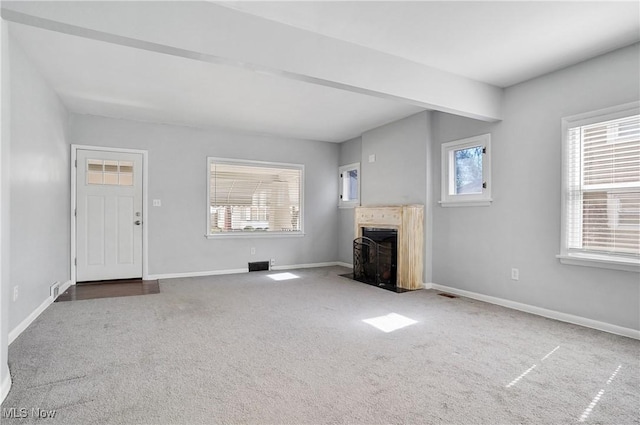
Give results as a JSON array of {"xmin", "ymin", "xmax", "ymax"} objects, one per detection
[
  {"xmin": 8, "ymin": 35, "xmax": 70, "ymax": 331},
  {"xmin": 337, "ymin": 136, "xmax": 362, "ymax": 264},
  {"xmin": 431, "ymin": 43, "xmax": 640, "ymax": 330},
  {"xmin": 69, "ymin": 114, "xmax": 339, "ymax": 276},
  {"xmin": 361, "ymin": 112, "xmax": 429, "ymax": 206},
  {"xmin": 359, "ymin": 111, "xmax": 433, "ymax": 283}
]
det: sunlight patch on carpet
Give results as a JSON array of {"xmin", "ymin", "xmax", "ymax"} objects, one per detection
[
  {"xmin": 267, "ymin": 272, "xmax": 300, "ymax": 281},
  {"xmin": 362, "ymin": 313, "xmax": 418, "ymax": 333},
  {"xmin": 506, "ymin": 364, "xmax": 537, "ymax": 388},
  {"xmin": 578, "ymin": 389, "xmax": 605, "ymax": 422}
]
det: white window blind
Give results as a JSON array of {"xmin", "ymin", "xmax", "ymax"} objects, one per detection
[
  {"xmin": 208, "ymin": 158, "xmax": 303, "ymax": 235},
  {"xmin": 566, "ymin": 113, "xmax": 640, "ymax": 258}
]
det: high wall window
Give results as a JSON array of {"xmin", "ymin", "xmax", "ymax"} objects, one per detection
[
  {"xmin": 560, "ymin": 102, "xmax": 639, "ymax": 271},
  {"xmin": 339, "ymin": 162, "xmax": 360, "ymax": 208},
  {"xmin": 207, "ymin": 158, "xmax": 304, "ymax": 237},
  {"xmin": 440, "ymin": 133, "xmax": 492, "ymax": 207}
]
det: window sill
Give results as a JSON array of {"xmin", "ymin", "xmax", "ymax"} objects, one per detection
[
  {"xmin": 439, "ymin": 199, "xmax": 492, "ymax": 208},
  {"xmin": 206, "ymin": 232, "xmax": 305, "ymax": 239},
  {"xmin": 557, "ymin": 253, "xmax": 639, "ymax": 273},
  {"xmin": 338, "ymin": 204, "xmax": 359, "ymax": 209}
]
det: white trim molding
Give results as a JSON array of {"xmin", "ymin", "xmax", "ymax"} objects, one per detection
[
  {"xmin": 438, "ymin": 199, "xmax": 492, "ymax": 208},
  {"xmin": 58, "ymin": 279, "xmax": 73, "ymax": 296},
  {"xmin": 1, "ymin": 373, "xmax": 11, "ymax": 404},
  {"xmin": 10, "ymin": 297, "xmax": 50, "ymax": 345},
  {"xmin": 431, "ymin": 283, "xmax": 639, "ymax": 340},
  {"xmin": 8, "ymin": 279, "xmax": 71, "ymax": 345},
  {"xmin": 149, "ymin": 262, "xmax": 345, "ymax": 280},
  {"xmin": 556, "ymin": 254, "xmax": 639, "ymax": 273},
  {"xmin": 271, "ymin": 262, "xmax": 338, "ymax": 271},
  {"xmin": 335, "ymin": 262, "xmax": 353, "ymax": 269},
  {"xmin": 147, "ymin": 268, "xmax": 249, "ymax": 280}
]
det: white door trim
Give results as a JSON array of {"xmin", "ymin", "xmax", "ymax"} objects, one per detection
[{"xmin": 71, "ymin": 144, "xmax": 149, "ymax": 284}]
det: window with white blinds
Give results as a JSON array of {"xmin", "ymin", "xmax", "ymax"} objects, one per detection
[
  {"xmin": 207, "ymin": 158, "xmax": 303, "ymax": 236},
  {"xmin": 562, "ymin": 103, "xmax": 640, "ymax": 268}
]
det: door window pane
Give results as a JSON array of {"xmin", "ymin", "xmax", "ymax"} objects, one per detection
[{"xmin": 86, "ymin": 159, "xmax": 134, "ymax": 186}]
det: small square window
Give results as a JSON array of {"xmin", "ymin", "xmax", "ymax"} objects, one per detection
[
  {"xmin": 339, "ymin": 163, "xmax": 360, "ymax": 208},
  {"xmin": 453, "ymin": 146, "xmax": 484, "ymax": 195},
  {"xmin": 440, "ymin": 134, "xmax": 492, "ymax": 207}
]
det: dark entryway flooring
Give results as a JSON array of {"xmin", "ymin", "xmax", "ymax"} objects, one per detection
[{"xmin": 55, "ymin": 279, "xmax": 160, "ymax": 302}]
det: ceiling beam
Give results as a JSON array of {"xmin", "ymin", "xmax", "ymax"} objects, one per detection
[{"xmin": 1, "ymin": 1, "xmax": 503, "ymax": 122}]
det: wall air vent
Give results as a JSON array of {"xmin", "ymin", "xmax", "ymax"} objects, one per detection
[
  {"xmin": 50, "ymin": 281, "xmax": 61, "ymax": 299},
  {"xmin": 248, "ymin": 261, "xmax": 270, "ymax": 272}
]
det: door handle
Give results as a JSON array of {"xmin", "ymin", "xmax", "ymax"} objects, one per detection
[{"xmin": 134, "ymin": 220, "xmax": 142, "ymax": 226}]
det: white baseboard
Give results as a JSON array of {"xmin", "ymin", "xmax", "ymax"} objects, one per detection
[
  {"xmin": 431, "ymin": 283, "xmax": 640, "ymax": 340},
  {"xmin": 9, "ymin": 296, "xmax": 52, "ymax": 345},
  {"xmin": 9, "ymin": 280, "xmax": 72, "ymax": 345},
  {"xmin": 150, "ymin": 262, "xmax": 347, "ymax": 279},
  {"xmin": 335, "ymin": 262, "xmax": 352, "ymax": 268},
  {"xmin": 58, "ymin": 279, "xmax": 73, "ymax": 297},
  {"xmin": 148, "ymin": 268, "xmax": 249, "ymax": 280},
  {"xmin": 1, "ymin": 373, "xmax": 11, "ymax": 404},
  {"xmin": 271, "ymin": 262, "xmax": 339, "ymax": 271}
]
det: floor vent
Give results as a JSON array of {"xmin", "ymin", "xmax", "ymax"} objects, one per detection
[
  {"xmin": 248, "ymin": 261, "xmax": 270, "ymax": 272},
  {"xmin": 438, "ymin": 293, "xmax": 458, "ymax": 299},
  {"xmin": 50, "ymin": 281, "xmax": 61, "ymax": 300}
]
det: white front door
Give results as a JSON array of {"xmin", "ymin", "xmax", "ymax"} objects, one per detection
[{"xmin": 76, "ymin": 149, "xmax": 143, "ymax": 282}]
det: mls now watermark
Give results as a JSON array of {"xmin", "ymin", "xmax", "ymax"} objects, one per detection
[{"xmin": 2, "ymin": 407, "xmax": 57, "ymax": 419}]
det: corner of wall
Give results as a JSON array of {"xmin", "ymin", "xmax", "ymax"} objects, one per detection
[{"xmin": 0, "ymin": 18, "xmax": 12, "ymax": 405}]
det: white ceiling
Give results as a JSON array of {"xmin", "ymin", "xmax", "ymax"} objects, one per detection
[
  {"xmin": 5, "ymin": 1, "xmax": 640, "ymax": 143},
  {"xmin": 219, "ymin": 1, "xmax": 640, "ymax": 88},
  {"xmin": 10, "ymin": 24, "xmax": 424, "ymax": 142}
]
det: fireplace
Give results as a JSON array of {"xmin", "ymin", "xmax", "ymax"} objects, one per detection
[
  {"xmin": 353, "ymin": 228, "xmax": 398, "ymax": 288},
  {"xmin": 352, "ymin": 205, "xmax": 424, "ymax": 291}
]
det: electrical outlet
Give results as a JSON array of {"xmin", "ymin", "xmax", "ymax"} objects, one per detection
[
  {"xmin": 270, "ymin": 258, "xmax": 275, "ymax": 266},
  {"xmin": 511, "ymin": 268, "xmax": 519, "ymax": 281},
  {"xmin": 153, "ymin": 199, "xmax": 162, "ymax": 207},
  {"xmin": 250, "ymin": 247, "xmax": 256, "ymax": 255},
  {"xmin": 13, "ymin": 286, "xmax": 18, "ymax": 301}
]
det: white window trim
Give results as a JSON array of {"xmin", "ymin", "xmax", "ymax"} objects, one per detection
[
  {"xmin": 338, "ymin": 162, "xmax": 360, "ymax": 209},
  {"xmin": 439, "ymin": 133, "xmax": 492, "ymax": 207},
  {"xmin": 206, "ymin": 157, "xmax": 305, "ymax": 238},
  {"xmin": 558, "ymin": 101, "xmax": 640, "ymax": 272}
]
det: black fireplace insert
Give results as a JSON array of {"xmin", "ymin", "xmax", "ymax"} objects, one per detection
[{"xmin": 353, "ymin": 227, "xmax": 398, "ymax": 290}]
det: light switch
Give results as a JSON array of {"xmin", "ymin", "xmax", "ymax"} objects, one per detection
[
  {"xmin": 153, "ymin": 199, "xmax": 162, "ymax": 207},
  {"xmin": 368, "ymin": 154, "xmax": 376, "ymax": 163}
]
